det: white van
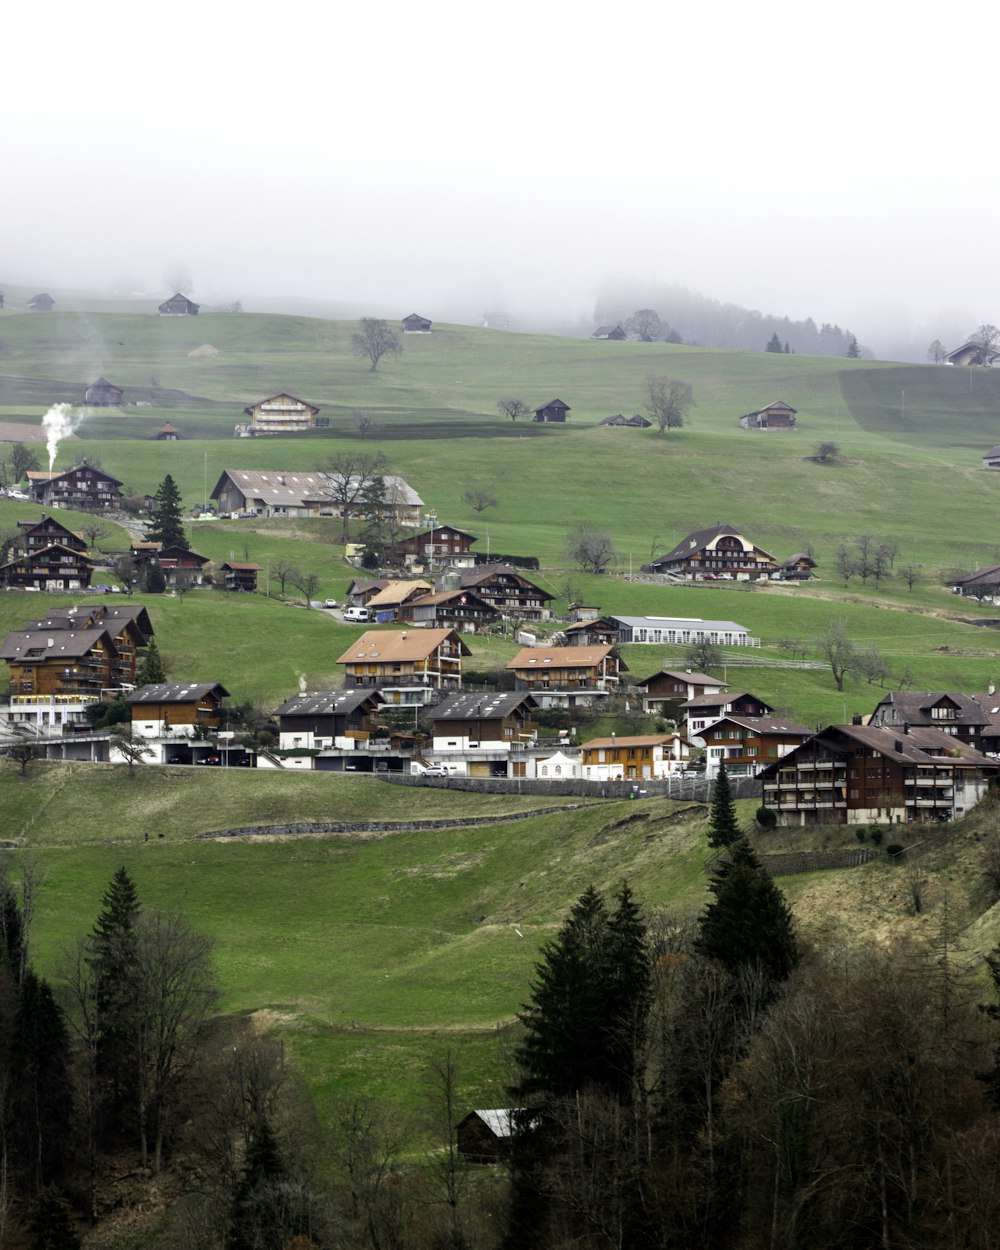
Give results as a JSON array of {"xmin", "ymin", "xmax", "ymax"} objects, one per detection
[{"xmin": 343, "ymin": 606, "xmax": 371, "ymax": 622}]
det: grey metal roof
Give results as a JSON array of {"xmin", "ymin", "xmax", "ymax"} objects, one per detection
[
  {"xmin": 274, "ymin": 689, "xmax": 383, "ymax": 717},
  {"xmin": 128, "ymin": 683, "xmax": 229, "ymax": 704},
  {"xmin": 432, "ymin": 691, "xmax": 537, "ymax": 721}
]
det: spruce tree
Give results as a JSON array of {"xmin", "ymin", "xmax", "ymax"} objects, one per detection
[
  {"xmin": 765, "ymin": 332, "xmax": 782, "ymax": 353},
  {"xmin": 227, "ymin": 1119, "xmax": 287, "ymax": 1250},
  {"xmin": 135, "ymin": 638, "xmax": 166, "ymax": 687},
  {"xmin": 605, "ymin": 881, "xmax": 652, "ymax": 1102},
  {"xmin": 11, "ymin": 972, "xmax": 74, "ymax": 1190},
  {"xmin": 696, "ymin": 839, "xmax": 799, "ymax": 987},
  {"xmin": 846, "ymin": 333, "xmax": 861, "ymax": 359},
  {"xmin": 88, "ymin": 868, "xmax": 141, "ymax": 1134},
  {"xmin": 707, "ymin": 761, "xmax": 741, "ymax": 849},
  {"xmin": 147, "ymin": 474, "xmax": 187, "ymax": 549},
  {"xmin": 28, "ymin": 1186, "xmax": 82, "ymax": 1250}
]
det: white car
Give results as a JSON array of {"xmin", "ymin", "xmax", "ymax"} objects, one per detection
[
  {"xmin": 323, "ymin": 598, "xmax": 339, "ymax": 609},
  {"xmin": 422, "ymin": 765, "xmax": 449, "ymax": 777},
  {"xmin": 343, "ymin": 606, "xmax": 370, "ymax": 622}
]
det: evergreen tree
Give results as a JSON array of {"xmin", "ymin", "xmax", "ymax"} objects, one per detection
[
  {"xmin": 977, "ymin": 946, "xmax": 1000, "ymax": 1106},
  {"xmin": 696, "ymin": 839, "xmax": 799, "ymax": 988},
  {"xmin": 783, "ymin": 340, "xmax": 791, "ymax": 353},
  {"xmin": 28, "ymin": 1186, "xmax": 81, "ymax": 1250},
  {"xmin": 765, "ymin": 332, "xmax": 782, "ymax": 353},
  {"xmin": 147, "ymin": 474, "xmax": 187, "ymax": 548},
  {"xmin": 135, "ymin": 638, "xmax": 166, "ymax": 686},
  {"xmin": 604, "ymin": 881, "xmax": 652, "ymax": 1102},
  {"xmin": 0, "ymin": 874, "xmax": 25, "ymax": 984},
  {"xmin": 142, "ymin": 562, "xmax": 166, "ymax": 594},
  {"xmin": 707, "ymin": 761, "xmax": 741, "ymax": 849},
  {"xmin": 846, "ymin": 333, "xmax": 861, "ymax": 358},
  {"xmin": 10, "ymin": 972, "xmax": 74, "ymax": 1190},
  {"xmin": 227, "ymin": 1119, "xmax": 288, "ymax": 1250},
  {"xmin": 88, "ymin": 869, "xmax": 141, "ymax": 1134}
]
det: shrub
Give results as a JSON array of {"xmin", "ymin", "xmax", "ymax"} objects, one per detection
[
  {"xmin": 755, "ymin": 804, "xmax": 777, "ymax": 830},
  {"xmin": 886, "ymin": 843, "xmax": 905, "ymax": 860},
  {"xmin": 869, "ymin": 827, "xmax": 884, "ymax": 846}
]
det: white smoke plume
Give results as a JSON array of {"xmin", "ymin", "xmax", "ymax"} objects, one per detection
[{"xmin": 42, "ymin": 403, "xmax": 86, "ymax": 473}]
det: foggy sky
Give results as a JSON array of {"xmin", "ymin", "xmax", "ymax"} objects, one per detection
[{"xmin": 5, "ymin": 0, "xmax": 996, "ymax": 347}]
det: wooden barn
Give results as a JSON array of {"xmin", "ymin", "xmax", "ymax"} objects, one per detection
[
  {"xmin": 151, "ymin": 423, "xmax": 182, "ymax": 440},
  {"xmin": 533, "ymin": 398, "xmax": 570, "ymax": 423},
  {"xmin": 402, "ymin": 313, "xmax": 432, "ymax": 333},
  {"xmin": 591, "ymin": 324, "xmax": 626, "ymax": 340},
  {"xmin": 85, "ymin": 377, "xmax": 124, "ymax": 407},
  {"xmin": 27, "ymin": 293, "xmax": 54, "ymax": 311},
  {"xmin": 456, "ymin": 1110, "xmax": 517, "ymax": 1163},
  {"xmin": 739, "ymin": 400, "xmax": 798, "ymax": 430},
  {"xmin": 158, "ymin": 293, "xmax": 200, "ymax": 316}
]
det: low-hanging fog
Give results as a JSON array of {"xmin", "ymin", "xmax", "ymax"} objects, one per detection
[{"xmin": 4, "ymin": 0, "xmax": 996, "ymax": 360}]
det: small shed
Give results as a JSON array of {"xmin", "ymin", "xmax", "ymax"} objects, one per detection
[
  {"xmin": 221, "ymin": 561, "xmax": 262, "ymax": 591},
  {"xmin": 402, "ymin": 313, "xmax": 432, "ymax": 333},
  {"xmin": 158, "ymin": 293, "xmax": 200, "ymax": 316},
  {"xmin": 600, "ymin": 414, "xmax": 651, "ymax": 427},
  {"xmin": 739, "ymin": 400, "xmax": 797, "ymax": 430},
  {"xmin": 85, "ymin": 377, "xmax": 124, "ymax": 407},
  {"xmin": 982, "ymin": 446, "xmax": 1000, "ymax": 469},
  {"xmin": 591, "ymin": 324, "xmax": 626, "ymax": 340},
  {"xmin": 456, "ymin": 1110, "xmax": 518, "ymax": 1163},
  {"xmin": 27, "ymin": 293, "xmax": 55, "ymax": 312},
  {"xmin": 533, "ymin": 398, "xmax": 570, "ymax": 423}
]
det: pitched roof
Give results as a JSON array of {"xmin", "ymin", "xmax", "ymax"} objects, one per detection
[
  {"xmin": 872, "ymin": 690, "xmax": 989, "ymax": 727},
  {"xmin": 641, "ymin": 669, "xmax": 722, "ymax": 686},
  {"xmin": 457, "ymin": 564, "xmax": 553, "ymax": 597},
  {"xmin": 365, "ymin": 580, "xmax": 433, "ymax": 608},
  {"xmin": 406, "ymin": 589, "xmax": 495, "ymax": 609},
  {"xmin": 580, "ymin": 734, "xmax": 677, "ymax": 749},
  {"xmin": 127, "ymin": 682, "xmax": 229, "ymax": 704},
  {"xmin": 650, "ymin": 524, "xmax": 777, "ymax": 566},
  {"xmin": 682, "ymin": 691, "xmax": 767, "ymax": 710},
  {"xmin": 274, "ymin": 689, "xmax": 383, "ymax": 717},
  {"xmin": 221, "ymin": 561, "xmax": 262, "ymax": 571},
  {"xmin": 336, "ymin": 629, "xmax": 471, "ymax": 665},
  {"xmin": 37, "ymin": 463, "xmax": 124, "ymax": 488},
  {"xmin": 507, "ymin": 644, "xmax": 622, "ymax": 671},
  {"xmin": 242, "ymin": 392, "xmax": 320, "ymax": 417},
  {"xmin": 432, "ymin": 691, "xmax": 537, "ymax": 721},
  {"xmin": 1, "ymin": 627, "xmax": 118, "ymax": 661},
  {"xmin": 211, "ymin": 469, "xmax": 423, "ymax": 509},
  {"xmin": 707, "ymin": 714, "xmax": 812, "ymax": 736},
  {"xmin": 948, "ymin": 565, "xmax": 1000, "ymax": 588}
]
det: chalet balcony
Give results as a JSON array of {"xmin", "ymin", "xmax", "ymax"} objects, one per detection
[{"xmin": 909, "ymin": 775, "xmax": 954, "ymax": 787}]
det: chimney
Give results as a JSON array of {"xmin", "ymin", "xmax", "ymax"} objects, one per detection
[
  {"xmin": 903, "ymin": 722, "xmax": 910, "ymax": 734},
  {"xmin": 852, "ymin": 713, "xmax": 862, "ymax": 725}
]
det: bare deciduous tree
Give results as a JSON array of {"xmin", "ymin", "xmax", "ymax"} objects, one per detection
[
  {"xmin": 294, "ymin": 570, "xmax": 321, "ymax": 604},
  {"xmin": 626, "ymin": 308, "xmax": 663, "ymax": 342},
  {"xmin": 928, "ymin": 338, "xmax": 947, "ymax": 363},
  {"xmin": 110, "ymin": 725, "xmax": 153, "ymax": 773},
  {"xmin": 814, "ymin": 618, "xmax": 856, "ymax": 691},
  {"xmin": 323, "ymin": 452, "xmax": 389, "ymax": 542},
  {"xmin": 685, "ymin": 640, "xmax": 722, "ymax": 673},
  {"xmin": 354, "ymin": 410, "xmax": 380, "ymax": 440},
  {"xmin": 272, "ymin": 559, "xmax": 300, "ymax": 598},
  {"xmin": 971, "ymin": 324, "xmax": 1000, "ymax": 354},
  {"xmin": 351, "ymin": 318, "xmax": 402, "ymax": 372},
  {"xmin": 462, "ymin": 488, "xmax": 498, "ymax": 513},
  {"xmin": 496, "ymin": 397, "xmax": 530, "ymax": 422},
  {"xmin": 900, "ymin": 563, "xmax": 920, "ymax": 592},
  {"xmin": 644, "ymin": 375, "xmax": 693, "ymax": 434},
  {"xmin": 566, "ymin": 524, "xmax": 616, "ymax": 574}
]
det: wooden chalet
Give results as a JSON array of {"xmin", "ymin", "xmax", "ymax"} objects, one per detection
[
  {"xmin": 274, "ymin": 688, "xmax": 384, "ymax": 750},
  {"xmin": 399, "ymin": 588, "xmax": 498, "ymax": 632},
  {"xmin": 130, "ymin": 542, "xmax": 209, "ymax": 587},
  {"xmin": 28, "ymin": 463, "xmax": 123, "ymax": 511},
  {"xmin": 0, "ymin": 544, "xmax": 98, "ymax": 591},
  {"xmin": 644, "ymin": 524, "xmax": 779, "ymax": 581},
  {"xmin": 27, "ymin": 293, "xmax": 54, "ymax": 312},
  {"xmin": 454, "ymin": 564, "xmax": 553, "ymax": 620},
  {"xmin": 634, "ymin": 669, "xmax": 728, "ymax": 717},
  {"xmin": 683, "ymin": 691, "xmax": 775, "ymax": 746},
  {"xmin": 2, "ymin": 603, "xmax": 153, "ymax": 697},
  {"xmin": 16, "ymin": 516, "xmax": 86, "ymax": 554},
  {"xmin": 221, "ymin": 561, "xmax": 261, "ymax": 592},
  {"xmin": 759, "ymin": 724, "xmax": 1000, "ymax": 826},
  {"xmin": 84, "ymin": 377, "xmax": 124, "ymax": 407},
  {"xmin": 580, "ymin": 733, "xmax": 684, "ymax": 781},
  {"xmin": 591, "ymin": 324, "xmax": 626, "ymax": 340},
  {"xmin": 778, "ymin": 552, "xmax": 817, "ymax": 580},
  {"xmin": 431, "ymin": 691, "xmax": 538, "ymax": 753},
  {"xmin": 456, "ymin": 1110, "xmax": 516, "ymax": 1164},
  {"xmin": 239, "ymin": 393, "xmax": 321, "ymax": 436},
  {"xmin": 151, "ymin": 423, "xmax": 182, "ymax": 441},
  {"xmin": 739, "ymin": 400, "xmax": 798, "ymax": 430},
  {"xmin": 701, "ymin": 714, "xmax": 812, "ymax": 779},
  {"xmin": 599, "ymin": 413, "xmax": 652, "ymax": 427},
  {"xmin": 393, "ymin": 525, "xmax": 478, "ymax": 569},
  {"xmin": 337, "ymin": 629, "xmax": 470, "ymax": 699},
  {"xmin": 346, "ymin": 577, "xmax": 389, "ymax": 607},
  {"xmin": 402, "ymin": 313, "xmax": 432, "ymax": 333},
  {"xmin": 127, "ymin": 682, "xmax": 230, "ymax": 738},
  {"xmin": 562, "ymin": 617, "xmax": 620, "ymax": 647},
  {"xmin": 158, "ymin": 293, "xmax": 199, "ymax": 315},
  {"xmin": 533, "ymin": 398, "xmax": 570, "ymax": 423},
  {"xmin": 868, "ymin": 691, "xmax": 989, "ymax": 751},
  {"xmin": 946, "ymin": 342, "xmax": 1000, "ymax": 366},
  {"xmin": 506, "ymin": 644, "xmax": 625, "ymax": 708}
]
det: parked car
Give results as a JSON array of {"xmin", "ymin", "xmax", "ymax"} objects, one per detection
[
  {"xmin": 196, "ymin": 755, "xmax": 221, "ymax": 766},
  {"xmin": 323, "ymin": 598, "xmax": 339, "ymax": 609},
  {"xmin": 422, "ymin": 765, "xmax": 449, "ymax": 777},
  {"xmin": 343, "ymin": 606, "xmax": 370, "ymax": 622},
  {"xmin": 167, "ymin": 754, "xmax": 187, "ymax": 764}
]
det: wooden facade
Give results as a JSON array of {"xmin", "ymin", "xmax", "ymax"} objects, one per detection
[
  {"xmin": 17, "ymin": 516, "xmax": 86, "ymax": 554},
  {"xmin": 28, "ymin": 464, "xmax": 123, "ymax": 511},
  {"xmin": 739, "ymin": 399, "xmax": 798, "ymax": 430},
  {"xmin": 84, "ymin": 377, "xmax": 124, "ymax": 407},
  {"xmin": 131, "ymin": 543, "xmax": 209, "ymax": 587},
  {"xmin": 456, "ymin": 565, "xmax": 553, "ymax": 620},
  {"xmin": 683, "ymin": 691, "xmax": 775, "ymax": 745},
  {"xmin": 152, "ymin": 423, "xmax": 182, "ymax": 440},
  {"xmin": 158, "ymin": 293, "xmax": 199, "ymax": 315},
  {"xmin": 221, "ymin": 561, "xmax": 261, "ymax": 591},
  {"xmin": 337, "ymin": 629, "xmax": 470, "ymax": 693},
  {"xmin": 0, "ymin": 543, "xmax": 97, "ymax": 591},
  {"xmin": 239, "ymin": 393, "xmax": 321, "ymax": 436},
  {"xmin": 533, "ymin": 398, "xmax": 570, "ymax": 423},
  {"xmin": 401, "ymin": 589, "xmax": 499, "ymax": 631},
  {"xmin": 127, "ymin": 682, "xmax": 230, "ymax": 737},
  {"xmin": 644, "ymin": 524, "xmax": 779, "ymax": 581},
  {"xmin": 1, "ymin": 602, "xmax": 152, "ymax": 695},
  {"xmin": 431, "ymin": 691, "xmax": 537, "ymax": 752},
  {"xmin": 394, "ymin": 525, "xmax": 478, "ymax": 569},
  {"xmin": 506, "ymin": 644, "xmax": 625, "ymax": 706},
  {"xmin": 591, "ymin": 324, "xmax": 626, "ymax": 340},
  {"xmin": 759, "ymin": 724, "xmax": 1000, "ymax": 826},
  {"xmin": 634, "ymin": 669, "xmax": 727, "ymax": 716},
  {"xmin": 27, "ymin": 293, "xmax": 54, "ymax": 311},
  {"xmin": 402, "ymin": 313, "xmax": 432, "ymax": 333},
  {"xmin": 868, "ymin": 691, "xmax": 988, "ymax": 750},
  {"xmin": 580, "ymin": 733, "xmax": 683, "ymax": 780},
  {"xmin": 701, "ymin": 714, "xmax": 812, "ymax": 778},
  {"xmin": 275, "ymin": 689, "xmax": 384, "ymax": 750}
]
